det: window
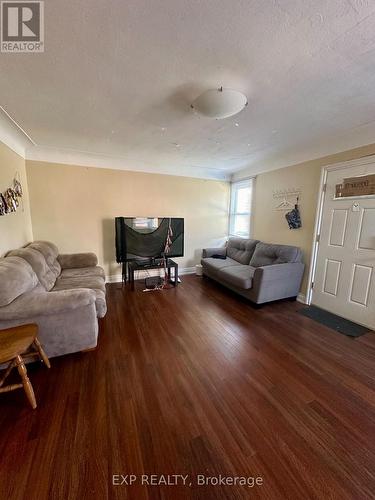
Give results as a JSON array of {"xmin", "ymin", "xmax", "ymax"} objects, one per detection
[{"xmin": 229, "ymin": 178, "xmax": 253, "ymax": 237}]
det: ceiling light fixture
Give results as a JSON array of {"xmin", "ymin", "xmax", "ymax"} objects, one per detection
[{"xmin": 191, "ymin": 87, "xmax": 248, "ymax": 119}]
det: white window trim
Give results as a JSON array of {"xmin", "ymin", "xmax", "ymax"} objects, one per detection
[{"xmin": 229, "ymin": 177, "xmax": 254, "ymax": 238}]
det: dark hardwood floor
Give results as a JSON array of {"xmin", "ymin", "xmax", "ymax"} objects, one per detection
[{"xmin": 1, "ymin": 275, "xmax": 375, "ymax": 499}]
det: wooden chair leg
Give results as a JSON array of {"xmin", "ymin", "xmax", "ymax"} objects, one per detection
[
  {"xmin": 15, "ymin": 355, "xmax": 37, "ymax": 409},
  {"xmin": 0, "ymin": 359, "xmax": 16, "ymax": 388},
  {"xmin": 33, "ymin": 338, "xmax": 51, "ymax": 369}
]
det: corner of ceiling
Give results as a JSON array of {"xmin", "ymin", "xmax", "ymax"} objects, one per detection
[
  {"xmin": 0, "ymin": 106, "xmax": 234, "ymax": 182},
  {"xmin": 0, "ymin": 106, "xmax": 35, "ymax": 159},
  {"xmin": 25, "ymin": 144, "xmax": 230, "ymax": 181}
]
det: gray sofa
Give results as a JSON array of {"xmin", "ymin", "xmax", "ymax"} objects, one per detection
[
  {"xmin": 201, "ymin": 238, "xmax": 304, "ymax": 304},
  {"xmin": 0, "ymin": 241, "xmax": 106, "ymax": 359}
]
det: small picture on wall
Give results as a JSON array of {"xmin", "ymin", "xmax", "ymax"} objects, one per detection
[{"xmin": 0, "ymin": 176, "xmax": 23, "ymax": 216}]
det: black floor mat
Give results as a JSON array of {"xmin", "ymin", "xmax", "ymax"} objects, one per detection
[{"xmin": 299, "ymin": 306, "xmax": 371, "ymax": 337}]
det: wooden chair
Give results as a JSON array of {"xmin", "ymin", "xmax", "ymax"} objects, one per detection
[{"xmin": 0, "ymin": 324, "xmax": 51, "ymax": 409}]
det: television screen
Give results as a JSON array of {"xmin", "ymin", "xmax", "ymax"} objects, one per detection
[{"xmin": 115, "ymin": 217, "xmax": 184, "ymax": 262}]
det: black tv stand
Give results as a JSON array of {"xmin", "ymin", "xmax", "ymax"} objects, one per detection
[{"xmin": 126, "ymin": 258, "xmax": 178, "ymax": 290}]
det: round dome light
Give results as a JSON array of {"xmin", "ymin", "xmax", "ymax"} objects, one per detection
[{"xmin": 191, "ymin": 87, "xmax": 248, "ymax": 119}]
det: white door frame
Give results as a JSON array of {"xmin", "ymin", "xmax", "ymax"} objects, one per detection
[{"xmin": 307, "ymin": 153, "xmax": 375, "ymax": 305}]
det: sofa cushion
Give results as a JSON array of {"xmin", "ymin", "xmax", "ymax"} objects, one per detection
[
  {"xmin": 0, "ymin": 284, "xmax": 96, "ymax": 320},
  {"xmin": 58, "ymin": 253, "xmax": 98, "ymax": 269},
  {"xmin": 201, "ymin": 257, "xmax": 240, "ymax": 274},
  {"xmin": 7, "ymin": 247, "xmax": 57, "ymax": 291},
  {"xmin": 226, "ymin": 238, "xmax": 259, "ymax": 265},
  {"xmin": 52, "ymin": 276, "xmax": 106, "ymax": 317},
  {"xmin": 53, "ymin": 275, "xmax": 106, "ymax": 293},
  {"xmin": 219, "ymin": 265, "xmax": 255, "ymax": 290},
  {"xmin": 0, "ymin": 257, "xmax": 39, "ymax": 307},
  {"xmin": 250, "ymin": 242, "xmax": 303, "ymax": 267},
  {"xmin": 59, "ymin": 266, "xmax": 105, "ymax": 280},
  {"xmin": 28, "ymin": 241, "xmax": 61, "ymax": 278}
]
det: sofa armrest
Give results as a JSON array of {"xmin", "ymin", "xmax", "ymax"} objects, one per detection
[
  {"xmin": 253, "ymin": 262, "xmax": 304, "ymax": 282},
  {"xmin": 58, "ymin": 253, "xmax": 98, "ymax": 269},
  {"xmin": 0, "ymin": 288, "xmax": 96, "ymax": 321},
  {"xmin": 202, "ymin": 247, "xmax": 227, "ymax": 258},
  {"xmin": 251, "ymin": 262, "xmax": 305, "ymax": 303}
]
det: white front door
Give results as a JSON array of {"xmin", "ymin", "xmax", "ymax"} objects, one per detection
[{"xmin": 312, "ymin": 162, "xmax": 375, "ymax": 329}]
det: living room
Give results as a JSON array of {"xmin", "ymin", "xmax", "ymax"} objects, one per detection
[{"xmin": 1, "ymin": 1, "xmax": 375, "ymax": 499}]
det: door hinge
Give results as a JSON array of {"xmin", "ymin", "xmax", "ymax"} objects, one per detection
[
  {"xmin": 322, "ymin": 183, "xmax": 327, "ymax": 193},
  {"xmin": 311, "ymin": 282, "xmax": 314, "ymax": 290},
  {"xmin": 316, "ymin": 234, "xmax": 320, "ymax": 243}
]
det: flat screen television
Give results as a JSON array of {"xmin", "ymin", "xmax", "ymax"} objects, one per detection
[{"xmin": 115, "ymin": 217, "xmax": 184, "ymax": 263}]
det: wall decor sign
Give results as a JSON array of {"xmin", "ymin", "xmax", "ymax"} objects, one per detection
[
  {"xmin": 0, "ymin": 175, "xmax": 23, "ymax": 216},
  {"xmin": 335, "ymin": 174, "xmax": 375, "ymax": 198}
]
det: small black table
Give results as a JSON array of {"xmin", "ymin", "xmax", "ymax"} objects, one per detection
[{"xmin": 127, "ymin": 259, "xmax": 178, "ymax": 290}]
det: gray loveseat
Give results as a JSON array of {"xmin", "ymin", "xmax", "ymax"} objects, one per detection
[
  {"xmin": 201, "ymin": 238, "xmax": 304, "ymax": 304},
  {"xmin": 0, "ymin": 241, "xmax": 106, "ymax": 358}
]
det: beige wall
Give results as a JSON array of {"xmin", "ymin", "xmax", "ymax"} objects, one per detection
[
  {"xmin": 26, "ymin": 161, "xmax": 229, "ymax": 278},
  {"xmin": 24, "ymin": 143, "xmax": 375, "ymax": 292},
  {"xmin": 250, "ymin": 143, "xmax": 375, "ymax": 296},
  {"xmin": 0, "ymin": 141, "xmax": 33, "ymax": 256}
]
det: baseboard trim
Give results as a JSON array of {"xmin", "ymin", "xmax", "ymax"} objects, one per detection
[
  {"xmin": 297, "ymin": 293, "xmax": 307, "ymax": 304},
  {"xmin": 106, "ymin": 267, "xmax": 196, "ymax": 283}
]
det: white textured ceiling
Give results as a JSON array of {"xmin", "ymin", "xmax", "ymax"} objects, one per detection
[{"xmin": 2, "ymin": 0, "xmax": 375, "ymax": 179}]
